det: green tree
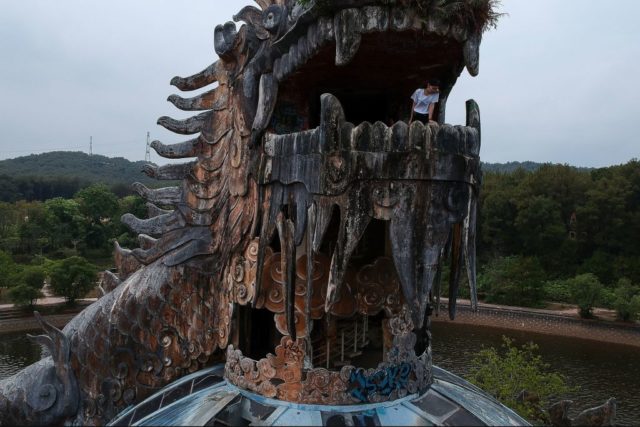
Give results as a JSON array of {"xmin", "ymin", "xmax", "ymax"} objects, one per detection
[
  {"xmin": 49, "ymin": 256, "xmax": 98, "ymax": 304},
  {"xmin": 115, "ymin": 195, "xmax": 148, "ymax": 248},
  {"xmin": 578, "ymin": 250, "xmax": 615, "ymax": 286},
  {"xmin": 478, "ymin": 256, "xmax": 546, "ymax": 307},
  {"xmin": 613, "ymin": 278, "xmax": 640, "ymax": 322},
  {"xmin": 20, "ymin": 265, "xmax": 46, "ymax": 290},
  {"xmin": 0, "ymin": 250, "xmax": 20, "ymax": 302},
  {"xmin": 8, "ymin": 284, "xmax": 42, "ymax": 308},
  {"xmin": 0, "ymin": 250, "xmax": 19, "ymax": 289},
  {"xmin": 75, "ymin": 184, "xmax": 119, "ymax": 222},
  {"xmin": 16, "ymin": 201, "xmax": 48, "ymax": 255},
  {"xmin": 75, "ymin": 184, "xmax": 120, "ymax": 251},
  {"xmin": 567, "ymin": 273, "xmax": 603, "ymax": 318},
  {"xmin": 42, "ymin": 198, "xmax": 85, "ymax": 252},
  {"xmin": 543, "ymin": 279, "xmax": 572, "ymax": 303},
  {"xmin": 478, "ymin": 170, "xmax": 525, "ymax": 258},
  {"xmin": 513, "ymin": 195, "xmax": 566, "ymax": 259},
  {"xmin": 466, "ymin": 336, "xmax": 573, "ymax": 423}
]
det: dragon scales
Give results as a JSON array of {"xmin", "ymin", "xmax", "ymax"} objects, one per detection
[{"xmin": 1, "ymin": 1, "xmax": 487, "ymax": 425}]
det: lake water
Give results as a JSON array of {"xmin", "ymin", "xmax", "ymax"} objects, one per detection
[
  {"xmin": 1, "ymin": 324, "xmax": 638, "ymax": 424},
  {"xmin": 431, "ymin": 321, "xmax": 640, "ymax": 425}
]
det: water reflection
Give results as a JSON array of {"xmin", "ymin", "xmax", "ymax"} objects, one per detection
[
  {"xmin": 0, "ymin": 331, "xmax": 47, "ymax": 381},
  {"xmin": 0, "ymin": 324, "xmax": 638, "ymax": 424},
  {"xmin": 431, "ymin": 321, "xmax": 640, "ymax": 425}
]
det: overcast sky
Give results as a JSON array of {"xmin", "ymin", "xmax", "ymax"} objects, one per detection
[{"xmin": 1, "ymin": 0, "xmax": 638, "ymax": 167}]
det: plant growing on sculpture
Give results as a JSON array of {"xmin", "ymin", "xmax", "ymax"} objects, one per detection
[
  {"xmin": 466, "ymin": 336, "xmax": 573, "ymax": 423},
  {"xmin": 49, "ymin": 256, "xmax": 98, "ymax": 304},
  {"xmin": 414, "ymin": 0, "xmax": 504, "ymax": 33}
]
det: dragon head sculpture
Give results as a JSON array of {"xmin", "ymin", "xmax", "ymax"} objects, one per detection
[{"xmin": 1, "ymin": 0, "xmax": 495, "ymax": 424}]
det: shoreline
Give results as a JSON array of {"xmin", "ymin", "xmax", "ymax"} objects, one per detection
[
  {"xmin": 0, "ymin": 313, "xmax": 78, "ymax": 334},
  {"xmin": 432, "ymin": 299, "xmax": 640, "ymax": 348},
  {"xmin": 2, "ymin": 299, "xmax": 639, "ymax": 348}
]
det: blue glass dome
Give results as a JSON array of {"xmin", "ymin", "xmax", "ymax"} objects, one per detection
[{"xmin": 109, "ymin": 365, "xmax": 529, "ymax": 426}]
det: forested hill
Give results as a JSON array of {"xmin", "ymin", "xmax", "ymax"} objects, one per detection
[
  {"xmin": 482, "ymin": 161, "xmax": 543, "ymax": 173},
  {"xmin": 0, "ymin": 151, "xmax": 158, "ymax": 201},
  {"xmin": 0, "ymin": 152, "xmax": 596, "ymax": 202},
  {"xmin": 481, "ymin": 161, "xmax": 593, "ymax": 173}
]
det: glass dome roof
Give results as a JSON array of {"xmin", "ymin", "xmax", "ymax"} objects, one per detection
[{"xmin": 109, "ymin": 365, "xmax": 529, "ymax": 426}]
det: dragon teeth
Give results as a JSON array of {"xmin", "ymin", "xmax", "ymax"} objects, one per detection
[
  {"xmin": 334, "ymin": 9, "xmax": 362, "ymax": 67},
  {"xmin": 464, "ymin": 33, "xmax": 481, "ymax": 77}
]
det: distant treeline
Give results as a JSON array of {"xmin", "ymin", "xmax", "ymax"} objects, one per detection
[
  {"xmin": 478, "ymin": 159, "xmax": 640, "ymax": 283},
  {"xmin": 469, "ymin": 159, "xmax": 640, "ymax": 319},
  {"xmin": 0, "ymin": 174, "xmax": 136, "ymax": 201},
  {"xmin": 1, "ymin": 151, "xmax": 639, "ymax": 318},
  {"xmin": 0, "ymin": 151, "xmax": 161, "ymax": 202},
  {"xmin": 481, "ymin": 160, "xmax": 593, "ymax": 174}
]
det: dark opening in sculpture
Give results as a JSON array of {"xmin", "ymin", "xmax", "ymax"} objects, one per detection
[{"xmin": 0, "ymin": 1, "xmax": 536, "ymax": 426}]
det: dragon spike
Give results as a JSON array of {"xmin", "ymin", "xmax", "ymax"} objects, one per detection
[
  {"xmin": 254, "ymin": 0, "xmax": 274, "ymax": 10},
  {"xmin": 162, "ymin": 238, "xmax": 213, "ymax": 267},
  {"xmin": 113, "ymin": 240, "xmax": 142, "ymax": 279},
  {"xmin": 150, "ymin": 138, "xmax": 199, "ymax": 159},
  {"xmin": 132, "ymin": 183, "xmax": 181, "ymax": 205},
  {"xmin": 167, "ymin": 87, "xmax": 227, "ymax": 112},
  {"xmin": 276, "ymin": 212, "xmax": 297, "ymax": 341},
  {"xmin": 463, "ymin": 32, "xmax": 481, "ymax": 77},
  {"xmin": 146, "ymin": 202, "xmax": 172, "ymax": 218},
  {"xmin": 142, "ymin": 162, "xmax": 194, "ymax": 181},
  {"xmin": 234, "ymin": 5, "xmax": 269, "ymax": 40},
  {"xmin": 157, "ymin": 111, "xmax": 210, "ymax": 135},
  {"xmin": 448, "ymin": 222, "xmax": 464, "ymax": 320},
  {"xmin": 325, "ymin": 200, "xmax": 371, "ymax": 312},
  {"xmin": 100, "ymin": 269, "xmax": 122, "ymax": 293},
  {"xmin": 170, "ymin": 60, "xmax": 224, "ymax": 91},
  {"xmin": 137, "ymin": 234, "xmax": 157, "ymax": 250},
  {"xmin": 121, "ymin": 210, "xmax": 186, "ymax": 237},
  {"xmin": 27, "ymin": 312, "xmax": 71, "ymax": 370},
  {"xmin": 131, "ymin": 227, "xmax": 209, "ymax": 265}
]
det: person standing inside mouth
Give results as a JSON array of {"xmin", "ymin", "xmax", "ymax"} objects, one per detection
[{"xmin": 409, "ymin": 79, "xmax": 440, "ymax": 124}]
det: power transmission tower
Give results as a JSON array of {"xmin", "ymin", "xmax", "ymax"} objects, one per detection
[
  {"xmin": 90, "ymin": 136, "xmax": 93, "ymax": 156},
  {"xmin": 145, "ymin": 132, "xmax": 151, "ymax": 162}
]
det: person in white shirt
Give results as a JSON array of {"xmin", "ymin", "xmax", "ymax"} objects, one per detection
[{"xmin": 409, "ymin": 79, "xmax": 440, "ymax": 124}]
